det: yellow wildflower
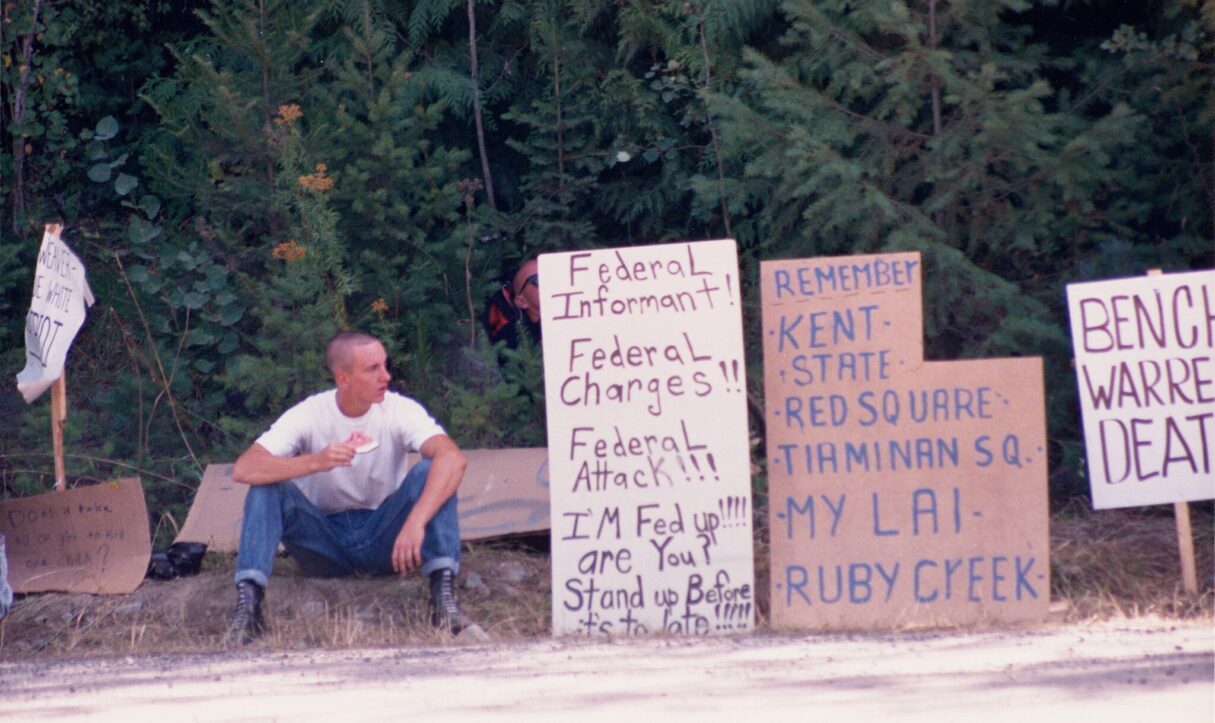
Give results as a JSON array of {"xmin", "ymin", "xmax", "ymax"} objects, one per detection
[
  {"xmin": 370, "ymin": 298, "xmax": 389, "ymax": 318},
  {"xmin": 271, "ymin": 240, "xmax": 306, "ymax": 262},
  {"xmin": 275, "ymin": 103, "xmax": 303, "ymax": 126},
  {"xmin": 298, "ymin": 163, "xmax": 334, "ymax": 192}
]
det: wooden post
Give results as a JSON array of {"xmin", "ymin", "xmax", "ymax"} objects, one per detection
[
  {"xmin": 1147, "ymin": 269, "xmax": 1198, "ymax": 596},
  {"xmin": 52, "ymin": 373, "xmax": 67, "ymax": 492},
  {"xmin": 1174, "ymin": 501, "xmax": 1198, "ymax": 596}
]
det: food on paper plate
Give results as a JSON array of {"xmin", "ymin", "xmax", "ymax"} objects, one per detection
[{"xmin": 346, "ymin": 430, "xmax": 378, "ymax": 454}]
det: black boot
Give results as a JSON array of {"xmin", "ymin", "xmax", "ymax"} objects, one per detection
[
  {"xmin": 429, "ymin": 569, "xmax": 484, "ymax": 638},
  {"xmin": 226, "ymin": 579, "xmax": 266, "ymax": 645}
]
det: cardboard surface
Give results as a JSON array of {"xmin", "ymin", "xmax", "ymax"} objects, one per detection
[
  {"xmin": 1066, "ymin": 271, "xmax": 1215, "ymax": 509},
  {"xmin": 174, "ymin": 463, "xmax": 244, "ymax": 550},
  {"xmin": 176, "ymin": 448, "xmax": 551, "ymax": 551},
  {"xmin": 0, "ymin": 478, "xmax": 151, "ymax": 594},
  {"xmin": 540, "ymin": 240, "xmax": 755, "ymax": 636},
  {"xmin": 761, "ymin": 253, "xmax": 1050, "ymax": 629},
  {"xmin": 456, "ymin": 447, "xmax": 550, "ymax": 538}
]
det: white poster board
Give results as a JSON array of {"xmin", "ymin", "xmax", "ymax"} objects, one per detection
[
  {"xmin": 1067, "ymin": 270, "xmax": 1215, "ymax": 509},
  {"xmin": 541, "ymin": 240, "xmax": 754, "ymax": 636},
  {"xmin": 15, "ymin": 224, "xmax": 95, "ymax": 403}
]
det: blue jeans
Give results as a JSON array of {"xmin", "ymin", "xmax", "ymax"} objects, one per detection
[{"xmin": 234, "ymin": 459, "xmax": 460, "ymax": 588}]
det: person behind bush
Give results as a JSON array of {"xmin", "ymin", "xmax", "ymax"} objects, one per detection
[
  {"xmin": 483, "ymin": 258, "xmax": 541, "ymax": 350},
  {"xmin": 227, "ymin": 331, "xmax": 481, "ymax": 644}
]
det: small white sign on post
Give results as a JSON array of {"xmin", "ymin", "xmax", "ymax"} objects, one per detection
[
  {"xmin": 1066, "ymin": 270, "xmax": 1215, "ymax": 510},
  {"xmin": 16, "ymin": 224, "xmax": 95, "ymax": 404},
  {"xmin": 541, "ymin": 239, "xmax": 755, "ymax": 636}
]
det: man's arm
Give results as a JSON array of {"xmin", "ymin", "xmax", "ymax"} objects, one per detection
[
  {"xmin": 232, "ymin": 441, "xmax": 356, "ymax": 486},
  {"xmin": 391, "ymin": 434, "xmax": 467, "ymax": 574}
]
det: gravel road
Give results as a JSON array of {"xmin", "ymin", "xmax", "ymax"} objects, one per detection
[{"xmin": 1, "ymin": 617, "xmax": 1211, "ymax": 722}]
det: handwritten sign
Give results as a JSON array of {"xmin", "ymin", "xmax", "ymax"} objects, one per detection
[
  {"xmin": 0, "ymin": 478, "xmax": 151, "ymax": 594},
  {"xmin": 541, "ymin": 240, "xmax": 754, "ymax": 636},
  {"xmin": 176, "ymin": 449, "xmax": 552, "ymax": 551},
  {"xmin": 1066, "ymin": 271, "xmax": 1215, "ymax": 509},
  {"xmin": 761, "ymin": 252, "xmax": 1049, "ymax": 629},
  {"xmin": 15, "ymin": 224, "xmax": 95, "ymax": 403}
]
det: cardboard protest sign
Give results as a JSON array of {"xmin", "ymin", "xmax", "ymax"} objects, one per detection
[
  {"xmin": 1066, "ymin": 271, "xmax": 1215, "ymax": 509},
  {"xmin": 761, "ymin": 253, "xmax": 1049, "ymax": 629},
  {"xmin": 174, "ymin": 464, "xmax": 245, "ymax": 551},
  {"xmin": 176, "ymin": 449, "xmax": 551, "ymax": 551},
  {"xmin": 0, "ymin": 478, "xmax": 151, "ymax": 594},
  {"xmin": 541, "ymin": 240, "xmax": 755, "ymax": 636},
  {"xmin": 16, "ymin": 224, "xmax": 95, "ymax": 403},
  {"xmin": 455, "ymin": 447, "xmax": 550, "ymax": 538}
]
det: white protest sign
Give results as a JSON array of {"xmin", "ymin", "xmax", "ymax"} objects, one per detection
[
  {"xmin": 16, "ymin": 224, "xmax": 95, "ymax": 403},
  {"xmin": 1066, "ymin": 270, "xmax": 1215, "ymax": 509},
  {"xmin": 541, "ymin": 240, "xmax": 755, "ymax": 636}
]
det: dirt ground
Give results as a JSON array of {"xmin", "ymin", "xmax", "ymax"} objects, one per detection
[
  {"xmin": 0, "ymin": 540, "xmax": 555, "ymax": 656},
  {"xmin": 0, "ymin": 507, "xmax": 1212, "ymax": 721},
  {"xmin": 0, "ymin": 506, "xmax": 1213, "ymax": 659}
]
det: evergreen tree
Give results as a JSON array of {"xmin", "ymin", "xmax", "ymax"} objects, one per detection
[
  {"xmin": 2, "ymin": 1, "xmax": 1210, "ymax": 505},
  {"xmin": 705, "ymin": 0, "xmax": 1159, "ymax": 494},
  {"xmin": 609, "ymin": 0, "xmax": 780, "ymax": 241},
  {"xmin": 134, "ymin": 0, "xmax": 336, "ymax": 445},
  {"xmin": 141, "ymin": 0, "xmax": 321, "ymax": 246},
  {"xmin": 1086, "ymin": 1, "xmax": 1213, "ymax": 271},
  {"xmin": 500, "ymin": 1, "xmax": 610, "ymax": 254},
  {"xmin": 221, "ymin": 103, "xmax": 351, "ymax": 438},
  {"xmin": 315, "ymin": 2, "xmax": 473, "ymax": 378}
]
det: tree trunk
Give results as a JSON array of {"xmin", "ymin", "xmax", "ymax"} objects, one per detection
[
  {"xmin": 552, "ymin": 23, "xmax": 565, "ymax": 190},
  {"xmin": 8, "ymin": 0, "xmax": 44, "ymax": 234},
  {"xmin": 697, "ymin": 5, "xmax": 732, "ymax": 238},
  {"xmin": 928, "ymin": 0, "xmax": 943, "ymax": 136},
  {"xmin": 468, "ymin": 0, "xmax": 497, "ymax": 210}
]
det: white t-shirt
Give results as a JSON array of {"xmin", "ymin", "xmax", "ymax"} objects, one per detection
[{"xmin": 254, "ymin": 390, "xmax": 446, "ymax": 513}]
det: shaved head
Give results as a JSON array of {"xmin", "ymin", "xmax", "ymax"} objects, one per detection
[{"xmin": 325, "ymin": 331, "xmax": 381, "ymax": 374}]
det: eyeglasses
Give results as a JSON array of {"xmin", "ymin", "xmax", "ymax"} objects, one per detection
[{"xmin": 515, "ymin": 273, "xmax": 538, "ymax": 296}]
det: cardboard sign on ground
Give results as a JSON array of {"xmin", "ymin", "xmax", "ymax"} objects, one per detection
[
  {"xmin": 761, "ymin": 253, "xmax": 1049, "ymax": 629},
  {"xmin": 174, "ymin": 463, "xmax": 244, "ymax": 551},
  {"xmin": 175, "ymin": 448, "xmax": 550, "ymax": 551},
  {"xmin": 0, "ymin": 478, "xmax": 151, "ymax": 594},
  {"xmin": 540, "ymin": 240, "xmax": 755, "ymax": 636},
  {"xmin": 1066, "ymin": 270, "xmax": 1215, "ymax": 509}
]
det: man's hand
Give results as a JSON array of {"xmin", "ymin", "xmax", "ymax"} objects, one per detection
[
  {"xmin": 392, "ymin": 518, "xmax": 426, "ymax": 574},
  {"xmin": 385, "ymin": 434, "xmax": 466, "ymax": 575},
  {"xmin": 316, "ymin": 441, "xmax": 357, "ymax": 471}
]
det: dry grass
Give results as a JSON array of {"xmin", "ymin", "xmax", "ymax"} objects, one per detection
[
  {"xmin": 1, "ymin": 505, "xmax": 1210, "ymax": 659},
  {"xmin": 0, "ymin": 541, "xmax": 552, "ymax": 658},
  {"xmin": 1049, "ymin": 501, "xmax": 1214, "ymax": 620}
]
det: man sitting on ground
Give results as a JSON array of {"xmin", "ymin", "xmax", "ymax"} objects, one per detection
[{"xmin": 227, "ymin": 331, "xmax": 481, "ymax": 644}]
